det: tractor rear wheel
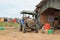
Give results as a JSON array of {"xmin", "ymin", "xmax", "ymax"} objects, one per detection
[{"xmin": 35, "ymin": 25, "xmax": 38, "ymax": 33}]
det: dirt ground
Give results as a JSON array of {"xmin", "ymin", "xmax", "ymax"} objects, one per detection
[{"xmin": 0, "ymin": 28, "xmax": 60, "ymax": 40}]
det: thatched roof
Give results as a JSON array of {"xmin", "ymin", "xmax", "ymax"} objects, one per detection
[{"xmin": 36, "ymin": 0, "xmax": 47, "ymax": 7}]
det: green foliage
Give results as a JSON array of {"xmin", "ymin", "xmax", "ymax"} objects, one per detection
[{"xmin": 0, "ymin": 22, "xmax": 19, "ymax": 27}]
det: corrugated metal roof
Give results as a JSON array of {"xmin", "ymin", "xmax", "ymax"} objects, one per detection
[
  {"xmin": 35, "ymin": 0, "xmax": 47, "ymax": 12},
  {"xmin": 21, "ymin": 10, "xmax": 36, "ymax": 15},
  {"xmin": 36, "ymin": 0, "xmax": 47, "ymax": 7}
]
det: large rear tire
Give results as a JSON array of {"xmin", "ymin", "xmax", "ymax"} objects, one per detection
[
  {"xmin": 35, "ymin": 27, "xmax": 38, "ymax": 33},
  {"xmin": 35, "ymin": 24, "xmax": 38, "ymax": 33}
]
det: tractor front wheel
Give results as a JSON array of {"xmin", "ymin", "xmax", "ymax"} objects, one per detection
[{"xmin": 20, "ymin": 24, "xmax": 23, "ymax": 31}]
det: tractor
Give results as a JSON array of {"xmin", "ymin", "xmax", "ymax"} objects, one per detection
[{"xmin": 20, "ymin": 10, "xmax": 39, "ymax": 33}]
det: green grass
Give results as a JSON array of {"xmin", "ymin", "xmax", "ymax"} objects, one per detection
[{"xmin": 0, "ymin": 22, "xmax": 19, "ymax": 27}]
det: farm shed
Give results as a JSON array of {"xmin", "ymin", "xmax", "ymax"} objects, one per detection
[{"xmin": 35, "ymin": 0, "xmax": 60, "ymax": 29}]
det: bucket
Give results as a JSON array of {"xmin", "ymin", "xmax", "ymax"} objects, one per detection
[
  {"xmin": 48, "ymin": 30, "xmax": 53, "ymax": 34},
  {"xmin": 0, "ymin": 27, "xmax": 5, "ymax": 30},
  {"xmin": 45, "ymin": 30, "xmax": 48, "ymax": 34},
  {"xmin": 44, "ymin": 23, "xmax": 50, "ymax": 30}
]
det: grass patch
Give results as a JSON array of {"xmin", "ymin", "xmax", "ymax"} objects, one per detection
[{"xmin": 0, "ymin": 22, "xmax": 19, "ymax": 27}]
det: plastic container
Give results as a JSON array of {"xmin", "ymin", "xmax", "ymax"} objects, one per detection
[
  {"xmin": 0, "ymin": 27, "xmax": 5, "ymax": 30},
  {"xmin": 44, "ymin": 23, "xmax": 50, "ymax": 30},
  {"xmin": 48, "ymin": 30, "xmax": 53, "ymax": 34},
  {"xmin": 44, "ymin": 30, "xmax": 48, "ymax": 34}
]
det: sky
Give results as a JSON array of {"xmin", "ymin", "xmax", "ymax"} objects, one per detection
[{"xmin": 0, "ymin": 0, "xmax": 41, "ymax": 18}]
